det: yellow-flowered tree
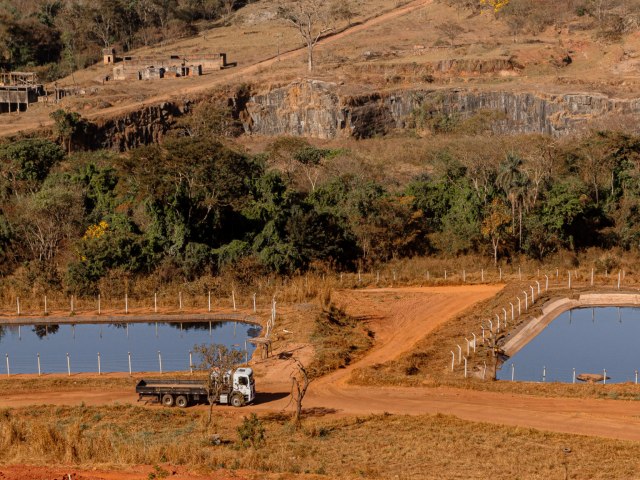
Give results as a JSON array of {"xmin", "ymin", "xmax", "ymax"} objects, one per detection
[{"xmin": 480, "ymin": 0, "xmax": 510, "ymax": 14}]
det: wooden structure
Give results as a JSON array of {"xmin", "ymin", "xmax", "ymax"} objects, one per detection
[
  {"xmin": 248, "ymin": 338, "xmax": 273, "ymax": 359},
  {"xmin": 0, "ymin": 72, "xmax": 44, "ymax": 113}
]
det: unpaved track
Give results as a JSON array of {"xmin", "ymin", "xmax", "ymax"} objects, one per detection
[
  {"xmin": 0, "ymin": 0, "xmax": 432, "ymax": 137},
  {"xmin": 3, "ymin": 285, "xmax": 640, "ymax": 442}
]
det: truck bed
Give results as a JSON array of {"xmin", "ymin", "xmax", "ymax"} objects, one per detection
[{"xmin": 136, "ymin": 379, "xmax": 208, "ymax": 395}]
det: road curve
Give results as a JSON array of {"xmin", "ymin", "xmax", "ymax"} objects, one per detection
[{"xmin": 2, "ymin": 285, "xmax": 640, "ymax": 442}]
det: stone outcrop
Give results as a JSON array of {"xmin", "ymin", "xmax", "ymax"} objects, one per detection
[
  {"xmin": 91, "ymin": 80, "xmax": 640, "ymax": 151},
  {"xmin": 92, "ymin": 101, "xmax": 188, "ymax": 150},
  {"xmin": 242, "ymin": 80, "xmax": 640, "ymax": 138}
]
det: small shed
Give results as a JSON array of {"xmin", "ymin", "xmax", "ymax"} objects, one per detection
[{"xmin": 103, "ymin": 47, "xmax": 116, "ymax": 65}]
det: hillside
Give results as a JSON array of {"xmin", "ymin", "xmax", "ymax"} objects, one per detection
[{"xmin": 4, "ymin": 0, "xmax": 640, "ymax": 139}]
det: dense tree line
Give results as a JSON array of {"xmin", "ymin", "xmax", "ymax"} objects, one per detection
[
  {"xmin": 1, "ymin": 129, "xmax": 640, "ymax": 295},
  {"xmin": 0, "ymin": 0, "xmax": 248, "ymax": 79}
]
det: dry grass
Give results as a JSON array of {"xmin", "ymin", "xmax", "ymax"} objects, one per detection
[
  {"xmin": 1, "ymin": 405, "xmax": 640, "ymax": 479},
  {"xmin": 308, "ymin": 305, "xmax": 374, "ymax": 378}
]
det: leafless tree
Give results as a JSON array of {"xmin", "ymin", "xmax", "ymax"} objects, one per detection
[
  {"xmin": 194, "ymin": 343, "xmax": 245, "ymax": 424},
  {"xmin": 278, "ymin": 0, "xmax": 334, "ymax": 71},
  {"xmin": 221, "ymin": 0, "xmax": 237, "ymax": 23},
  {"xmin": 436, "ymin": 20, "xmax": 464, "ymax": 48},
  {"xmin": 290, "ymin": 356, "xmax": 313, "ymax": 425}
]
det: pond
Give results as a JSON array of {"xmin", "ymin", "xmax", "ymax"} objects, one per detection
[
  {"xmin": 0, "ymin": 321, "xmax": 261, "ymax": 375},
  {"xmin": 498, "ymin": 307, "xmax": 640, "ymax": 383}
]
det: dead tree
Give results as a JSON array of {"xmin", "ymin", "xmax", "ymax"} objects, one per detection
[
  {"xmin": 290, "ymin": 356, "xmax": 313, "ymax": 425},
  {"xmin": 278, "ymin": 0, "xmax": 334, "ymax": 71}
]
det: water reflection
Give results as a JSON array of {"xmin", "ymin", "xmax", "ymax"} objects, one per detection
[
  {"xmin": 0, "ymin": 321, "xmax": 260, "ymax": 375},
  {"xmin": 33, "ymin": 324, "xmax": 60, "ymax": 338},
  {"xmin": 498, "ymin": 307, "xmax": 640, "ymax": 383}
]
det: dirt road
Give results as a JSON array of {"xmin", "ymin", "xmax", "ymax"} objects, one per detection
[
  {"xmin": 0, "ymin": 0, "xmax": 433, "ymax": 137},
  {"xmin": 3, "ymin": 284, "xmax": 640, "ymax": 443},
  {"xmin": 0, "ymin": 286, "xmax": 640, "ymax": 440}
]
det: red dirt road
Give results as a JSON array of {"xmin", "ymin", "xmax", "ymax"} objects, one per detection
[{"xmin": 3, "ymin": 285, "xmax": 640, "ymax": 445}]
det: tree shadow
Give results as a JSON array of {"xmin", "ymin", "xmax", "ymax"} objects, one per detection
[{"xmin": 253, "ymin": 391, "xmax": 289, "ymax": 405}]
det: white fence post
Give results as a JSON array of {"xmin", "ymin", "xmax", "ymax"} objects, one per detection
[
  {"xmin": 37, "ymin": 353, "xmax": 41, "ymax": 376},
  {"xmin": 98, "ymin": 352, "xmax": 101, "ymax": 375},
  {"xmin": 530, "ymin": 285, "xmax": 535, "ymax": 304},
  {"xmin": 158, "ymin": 351, "xmax": 163, "ymax": 374},
  {"xmin": 66, "ymin": 353, "xmax": 71, "ymax": 376},
  {"xmin": 128, "ymin": 352, "xmax": 132, "ymax": 376}
]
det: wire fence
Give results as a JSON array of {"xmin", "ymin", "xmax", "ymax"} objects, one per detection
[
  {"xmin": 446, "ymin": 266, "xmax": 640, "ymax": 383},
  {"xmin": 2, "ymin": 348, "xmax": 254, "ymax": 376}
]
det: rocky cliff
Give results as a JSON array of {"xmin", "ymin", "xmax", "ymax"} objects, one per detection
[
  {"xmin": 242, "ymin": 80, "xmax": 640, "ymax": 138},
  {"xmin": 92, "ymin": 80, "xmax": 640, "ymax": 150},
  {"xmin": 92, "ymin": 101, "xmax": 189, "ymax": 150}
]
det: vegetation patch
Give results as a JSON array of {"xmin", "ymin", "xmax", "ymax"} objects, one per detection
[
  {"xmin": 1, "ymin": 405, "xmax": 640, "ymax": 479},
  {"xmin": 308, "ymin": 305, "xmax": 373, "ymax": 378}
]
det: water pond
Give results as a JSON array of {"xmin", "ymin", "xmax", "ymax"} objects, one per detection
[
  {"xmin": 0, "ymin": 321, "xmax": 261, "ymax": 375},
  {"xmin": 498, "ymin": 307, "xmax": 640, "ymax": 383}
]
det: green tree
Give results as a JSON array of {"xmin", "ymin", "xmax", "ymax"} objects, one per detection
[
  {"xmin": 0, "ymin": 138, "xmax": 65, "ymax": 198},
  {"xmin": 481, "ymin": 198, "xmax": 511, "ymax": 265},
  {"xmin": 496, "ymin": 153, "xmax": 530, "ymax": 249},
  {"xmin": 50, "ymin": 109, "xmax": 84, "ymax": 153}
]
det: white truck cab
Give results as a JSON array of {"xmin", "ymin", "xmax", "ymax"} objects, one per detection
[{"xmin": 233, "ymin": 367, "xmax": 256, "ymax": 404}]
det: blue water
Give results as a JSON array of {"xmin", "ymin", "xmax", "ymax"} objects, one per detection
[
  {"xmin": 0, "ymin": 321, "xmax": 261, "ymax": 374},
  {"xmin": 498, "ymin": 307, "xmax": 640, "ymax": 383}
]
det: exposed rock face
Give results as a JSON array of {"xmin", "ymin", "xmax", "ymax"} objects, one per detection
[
  {"xmin": 242, "ymin": 80, "xmax": 640, "ymax": 138},
  {"xmin": 244, "ymin": 80, "xmax": 345, "ymax": 139},
  {"xmin": 93, "ymin": 101, "xmax": 188, "ymax": 150},
  {"xmin": 92, "ymin": 80, "xmax": 640, "ymax": 151}
]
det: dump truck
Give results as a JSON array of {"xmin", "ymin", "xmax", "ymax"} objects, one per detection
[{"xmin": 136, "ymin": 367, "xmax": 255, "ymax": 408}]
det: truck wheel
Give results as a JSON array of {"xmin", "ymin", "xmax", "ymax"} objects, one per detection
[
  {"xmin": 230, "ymin": 393, "xmax": 244, "ymax": 407},
  {"xmin": 176, "ymin": 395, "xmax": 188, "ymax": 408},
  {"xmin": 161, "ymin": 394, "xmax": 174, "ymax": 407}
]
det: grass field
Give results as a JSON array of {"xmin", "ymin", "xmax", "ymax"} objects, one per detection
[{"xmin": 1, "ymin": 404, "xmax": 640, "ymax": 479}]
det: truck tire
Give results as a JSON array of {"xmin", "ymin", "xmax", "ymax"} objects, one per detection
[
  {"xmin": 230, "ymin": 393, "xmax": 244, "ymax": 407},
  {"xmin": 176, "ymin": 395, "xmax": 188, "ymax": 408},
  {"xmin": 161, "ymin": 394, "xmax": 175, "ymax": 407}
]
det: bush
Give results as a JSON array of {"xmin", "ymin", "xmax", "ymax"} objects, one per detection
[{"xmin": 237, "ymin": 413, "xmax": 265, "ymax": 449}]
